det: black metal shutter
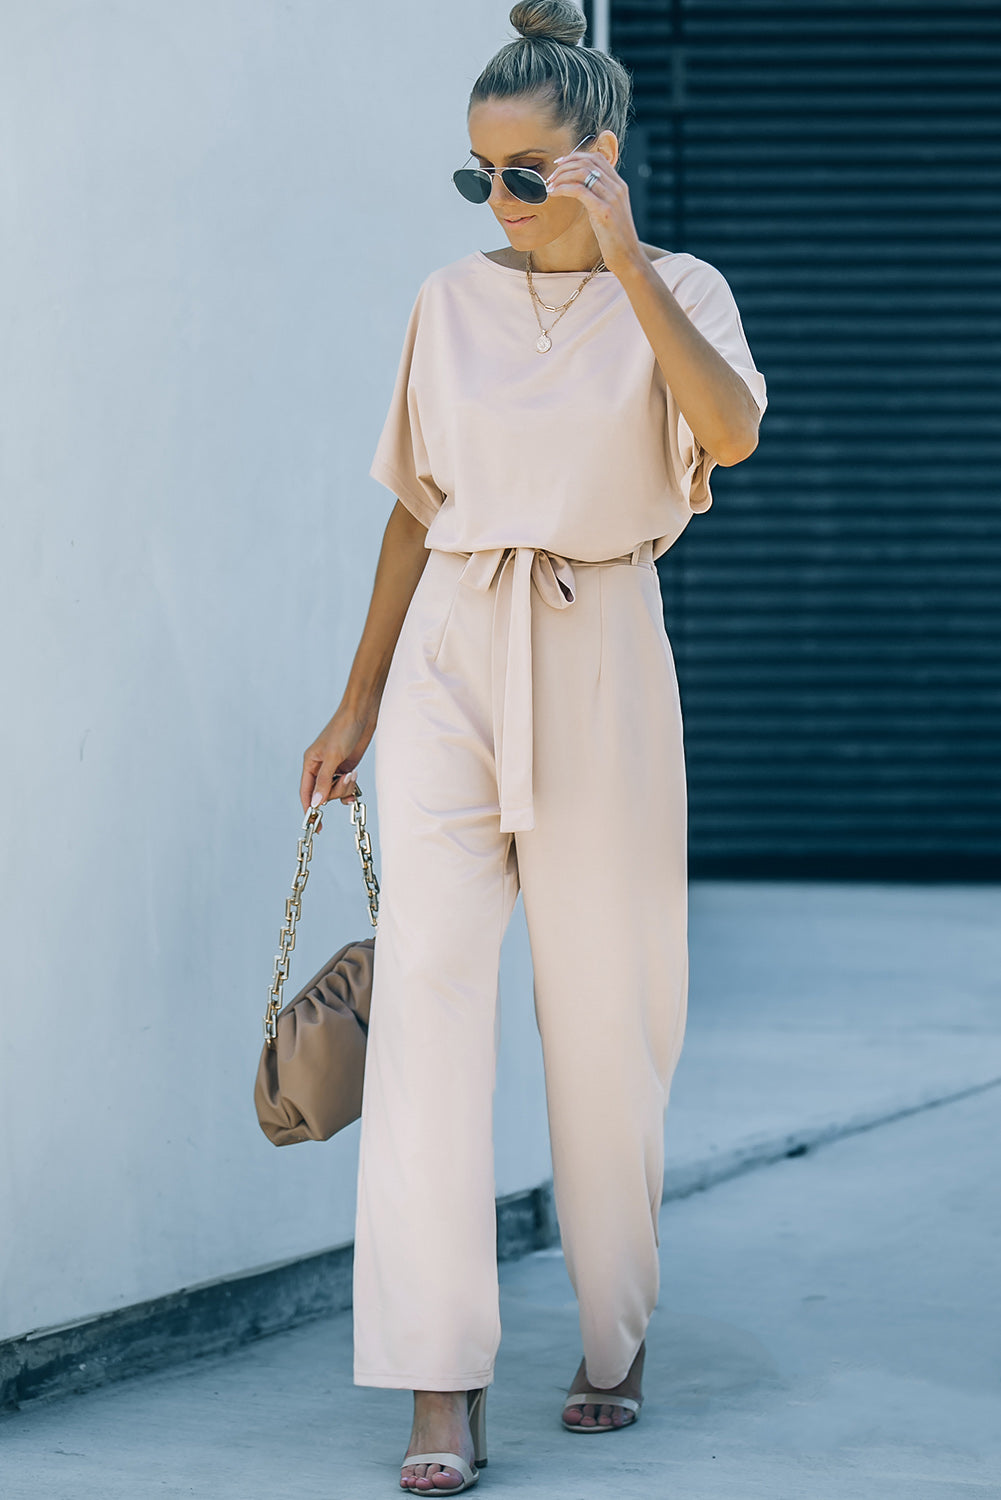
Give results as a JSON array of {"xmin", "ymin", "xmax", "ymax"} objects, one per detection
[{"xmin": 598, "ymin": 0, "xmax": 1001, "ymax": 877}]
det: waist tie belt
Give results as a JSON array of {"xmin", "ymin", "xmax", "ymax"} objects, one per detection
[{"xmin": 448, "ymin": 539, "xmax": 656, "ymax": 833}]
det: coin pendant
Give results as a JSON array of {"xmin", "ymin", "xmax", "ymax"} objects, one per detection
[{"xmin": 536, "ymin": 333, "xmax": 552, "ymax": 353}]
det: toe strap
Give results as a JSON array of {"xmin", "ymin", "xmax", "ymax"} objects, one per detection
[
  {"xmin": 403, "ymin": 1452, "xmax": 478, "ymax": 1483},
  {"xmin": 563, "ymin": 1392, "xmax": 641, "ymax": 1413}
]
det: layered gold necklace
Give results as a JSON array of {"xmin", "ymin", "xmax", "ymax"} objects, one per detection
[{"xmin": 525, "ymin": 249, "xmax": 606, "ymax": 353}]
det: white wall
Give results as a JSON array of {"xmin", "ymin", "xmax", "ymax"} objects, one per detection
[{"xmin": 0, "ymin": 0, "xmax": 553, "ymax": 1343}]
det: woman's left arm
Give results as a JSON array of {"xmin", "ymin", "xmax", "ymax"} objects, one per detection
[
  {"xmin": 615, "ymin": 255, "xmax": 762, "ymax": 467},
  {"xmin": 547, "ymin": 146, "xmax": 762, "ymax": 467}
]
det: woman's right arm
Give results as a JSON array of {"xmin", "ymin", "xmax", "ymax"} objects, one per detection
[{"xmin": 299, "ymin": 500, "xmax": 430, "ymax": 813}]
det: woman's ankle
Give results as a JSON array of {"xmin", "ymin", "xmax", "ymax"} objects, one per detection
[{"xmin": 412, "ymin": 1388, "xmax": 470, "ymax": 1408}]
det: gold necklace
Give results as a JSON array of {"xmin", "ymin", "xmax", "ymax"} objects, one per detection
[{"xmin": 525, "ymin": 250, "xmax": 606, "ymax": 353}]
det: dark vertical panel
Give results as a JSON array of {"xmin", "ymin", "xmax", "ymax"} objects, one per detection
[{"xmin": 611, "ymin": 0, "xmax": 1001, "ymax": 877}]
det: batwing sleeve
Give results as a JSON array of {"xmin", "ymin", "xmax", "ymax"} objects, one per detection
[
  {"xmin": 368, "ymin": 280, "xmax": 445, "ymax": 528},
  {"xmin": 662, "ymin": 258, "xmax": 768, "ymax": 515}
]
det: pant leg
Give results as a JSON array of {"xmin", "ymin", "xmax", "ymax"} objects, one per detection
[
  {"xmin": 352, "ymin": 549, "xmax": 521, "ymax": 1390},
  {"xmin": 514, "ymin": 557, "xmax": 689, "ymax": 1389}
]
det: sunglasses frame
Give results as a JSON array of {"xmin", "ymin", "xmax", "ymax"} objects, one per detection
[{"xmin": 453, "ymin": 133, "xmax": 598, "ymax": 205}]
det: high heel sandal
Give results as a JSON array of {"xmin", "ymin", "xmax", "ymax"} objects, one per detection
[
  {"xmin": 400, "ymin": 1387, "xmax": 488, "ymax": 1494},
  {"xmin": 561, "ymin": 1389, "xmax": 642, "ymax": 1432}
]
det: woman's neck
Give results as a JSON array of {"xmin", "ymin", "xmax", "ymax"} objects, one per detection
[{"xmin": 527, "ymin": 229, "xmax": 606, "ymax": 274}]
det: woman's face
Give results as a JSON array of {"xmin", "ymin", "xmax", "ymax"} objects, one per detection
[{"xmin": 466, "ymin": 96, "xmax": 617, "ymax": 251}]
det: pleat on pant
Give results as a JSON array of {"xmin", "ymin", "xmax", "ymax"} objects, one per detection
[{"xmin": 351, "ymin": 540, "xmax": 689, "ymax": 1391}]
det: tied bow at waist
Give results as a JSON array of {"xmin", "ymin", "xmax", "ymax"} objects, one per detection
[{"xmin": 448, "ymin": 540, "xmax": 655, "ymax": 833}]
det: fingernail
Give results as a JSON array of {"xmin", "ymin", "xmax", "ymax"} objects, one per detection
[
  {"xmin": 310, "ymin": 790, "xmax": 323, "ymax": 807},
  {"xmin": 554, "ymin": 155, "xmax": 565, "ymax": 162}
]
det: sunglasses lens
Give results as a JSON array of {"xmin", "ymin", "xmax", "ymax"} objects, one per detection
[
  {"xmin": 453, "ymin": 169, "xmax": 492, "ymax": 204},
  {"xmin": 502, "ymin": 168, "xmax": 548, "ymax": 205}
]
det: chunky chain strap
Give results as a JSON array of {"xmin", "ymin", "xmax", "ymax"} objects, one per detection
[{"xmin": 263, "ymin": 785, "xmax": 380, "ymax": 1048}]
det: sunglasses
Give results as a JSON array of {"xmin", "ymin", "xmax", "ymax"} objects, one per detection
[{"xmin": 452, "ymin": 134, "xmax": 597, "ymax": 205}]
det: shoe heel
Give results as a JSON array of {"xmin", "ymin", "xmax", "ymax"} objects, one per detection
[{"xmin": 466, "ymin": 1386, "xmax": 488, "ymax": 1468}]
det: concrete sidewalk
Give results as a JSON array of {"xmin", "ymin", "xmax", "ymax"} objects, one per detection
[
  {"xmin": 2, "ymin": 881, "xmax": 999, "ymax": 1499},
  {"xmin": 666, "ymin": 881, "xmax": 1001, "ymax": 1194}
]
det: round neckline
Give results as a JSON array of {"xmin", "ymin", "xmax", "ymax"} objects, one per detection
[{"xmin": 474, "ymin": 249, "xmax": 673, "ymax": 277}]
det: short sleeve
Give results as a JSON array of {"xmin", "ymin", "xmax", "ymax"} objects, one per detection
[
  {"xmin": 662, "ymin": 259, "xmax": 767, "ymax": 515},
  {"xmin": 368, "ymin": 281, "xmax": 445, "ymax": 528}
]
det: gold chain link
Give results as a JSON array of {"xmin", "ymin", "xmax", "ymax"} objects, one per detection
[
  {"xmin": 525, "ymin": 249, "xmax": 606, "ymax": 343},
  {"xmin": 263, "ymin": 785, "xmax": 380, "ymax": 1048},
  {"xmin": 350, "ymin": 786, "xmax": 381, "ymax": 930}
]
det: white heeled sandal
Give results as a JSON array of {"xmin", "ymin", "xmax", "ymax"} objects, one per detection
[
  {"xmin": 400, "ymin": 1387, "xmax": 488, "ymax": 1495},
  {"xmin": 561, "ymin": 1389, "xmax": 642, "ymax": 1432}
]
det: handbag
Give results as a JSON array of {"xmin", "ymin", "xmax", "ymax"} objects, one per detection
[{"xmin": 254, "ymin": 784, "xmax": 380, "ymax": 1146}]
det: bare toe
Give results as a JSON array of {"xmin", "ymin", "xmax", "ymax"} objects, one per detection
[{"xmin": 415, "ymin": 1466, "xmax": 463, "ymax": 1491}]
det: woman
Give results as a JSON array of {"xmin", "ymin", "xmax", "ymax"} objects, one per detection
[{"xmin": 300, "ymin": 2, "xmax": 766, "ymax": 1492}]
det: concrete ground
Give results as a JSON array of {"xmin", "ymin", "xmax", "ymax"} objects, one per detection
[{"xmin": 3, "ymin": 881, "xmax": 1000, "ymax": 1500}]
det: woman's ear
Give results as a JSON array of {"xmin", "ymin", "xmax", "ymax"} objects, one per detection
[{"xmin": 596, "ymin": 129, "xmax": 619, "ymax": 169}]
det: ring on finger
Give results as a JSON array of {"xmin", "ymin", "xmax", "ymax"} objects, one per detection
[{"xmin": 583, "ymin": 168, "xmax": 602, "ymax": 190}]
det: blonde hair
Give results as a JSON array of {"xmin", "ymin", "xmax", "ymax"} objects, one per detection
[{"xmin": 469, "ymin": 1, "xmax": 634, "ymax": 159}]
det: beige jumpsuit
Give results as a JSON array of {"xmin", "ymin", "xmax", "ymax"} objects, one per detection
[{"xmin": 352, "ymin": 249, "xmax": 767, "ymax": 1391}]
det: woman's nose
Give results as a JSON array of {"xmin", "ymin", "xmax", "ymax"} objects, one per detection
[{"xmin": 489, "ymin": 172, "xmax": 518, "ymax": 209}]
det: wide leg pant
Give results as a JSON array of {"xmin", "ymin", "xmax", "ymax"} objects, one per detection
[{"xmin": 352, "ymin": 541, "xmax": 689, "ymax": 1391}]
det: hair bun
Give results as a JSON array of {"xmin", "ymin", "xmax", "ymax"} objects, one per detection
[{"xmin": 509, "ymin": 1, "xmax": 587, "ymax": 47}]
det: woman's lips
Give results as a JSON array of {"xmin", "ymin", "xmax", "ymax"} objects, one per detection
[{"xmin": 504, "ymin": 214, "xmax": 534, "ymax": 225}]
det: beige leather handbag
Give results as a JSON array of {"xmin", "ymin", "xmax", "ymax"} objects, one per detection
[{"xmin": 254, "ymin": 786, "xmax": 380, "ymax": 1146}]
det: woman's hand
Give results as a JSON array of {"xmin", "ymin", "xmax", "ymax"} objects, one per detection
[
  {"xmin": 300, "ymin": 698, "xmax": 379, "ymax": 815},
  {"xmin": 544, "ymin": 146, "xmax": 645, "ymax": 280}
]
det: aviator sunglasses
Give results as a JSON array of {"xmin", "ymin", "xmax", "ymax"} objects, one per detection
[{"xmin": 453, "ymin": 134, "xmax": 597, "ymax": 205}]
